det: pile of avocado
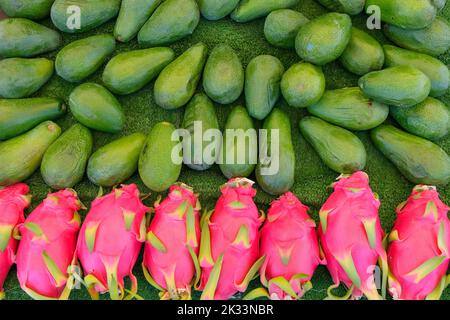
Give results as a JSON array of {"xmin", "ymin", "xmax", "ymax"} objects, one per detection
[{"xmin": 0, "ymin": 0, "xmax": 449, "ymax": 199}]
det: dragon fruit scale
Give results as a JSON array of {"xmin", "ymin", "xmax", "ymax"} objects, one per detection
[
  {"xmin": 254, "ymin": 192, "xmax": 321, "ymax": 300},
  {"xmin": 318, "ymin": 172, "xmax": 388, "ymax": 300},
  {"xmin": 198, "ymin": 178, "xmax": 265, "ymax": 300},
  {"xmin": 387, "ymin": 185, "xmax": 450, "ymax": 300},
  {"xmin": 0, "ymin": 183, "xmax": 31, "ymax": 299},
  {"xmin": 16, "ymin": 189, "xmax": 82, "ymax": 300},
  {"xmin": 77, "ymin": 184, "xmax": 149, "ymax": 300},
  {"xmin": 142, "ymin": 183, "xmax": 201, "ymax": 300}
]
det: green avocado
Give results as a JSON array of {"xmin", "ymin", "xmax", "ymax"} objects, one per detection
[
  {"xmin": 245, "ymin": 55, "xmax": 284, "ymax": 120},
  {"xmin": 264, "ymin": 9, "xmax": 309, "ymax": 49},
  {"xmin": 308, "ymin": 87, "xmax": 389, "ymax": 131},
  {"xmin": 154, "ymin": 43, "xmax": 208, "ymax": 110},
  {"xmin": 203, "ymin": 44, "xmax": 244, "ymax": 105},
  {"xmin": 281, "ymin": 62, "xmax": 325, "ymax": 108},
  {"xmin": 383, "ymin": 45, "xmax": 449, "ymax": 97},
  {"xmin": 198, "ymin": 0, "xmax": 240, "ymax": 20},
  {"xmin": 69, "ymin": 83, "xmax": 125, "ymax": 133},
  {"xmin": 51, "ymin": 0, "xmax": 120, "ymax": 33},
  {"xmin": 0, "ymin": 18, "xmax": 61, "ymax": 58},
  {"xmin": 358, "ymin": 66, "xmax": 431, "ymax": 107},
  {"xmin": 300, "ymin": 116, "xmax": 366, "ymax": 174},
  {"xmin": 0, "ymin": 97, "xmax": 66, "ymax": 140},
  {"xmin": 103, "ymin": 47, "xmax": 175, "ymax": 95},
  {"xmin": 383, "ymin": 17, "xmax": 450, "ymax": 57},
  {"xmin": 114, "ymin": 0, "xmax": 162, "ymax": 43},
  {"xmin": 138, "ymin": 0, "xmax": 200, "ymax": 47},
  {"xmin": 231, "ymin": 0, "xmax": 299, "ymax": 23},
  {"xmin": 182, "ymin": 93, "xmax": 220, "ymax": 171},
  {"xmin": 317, "ymin": 0, "xmax": 365, "ymax": 15},
  {"xmin": 139, "ymin": 122, "xmax": 182, "ymax": 192},
  {"xmin": 339, "ymin": 27, "xmax": 384, "ymax": 76},
  {"xmin": 391, "ymin": 97, "xmax": 450, "ymax": 141},
  {"xmin": 87, "ymin": 133, "xmax": 146, "ymax": 187},
  {"xmin": 0, "ymin": 57, "xmax": 53, "ymax": 98},
  {"xmin": 0, "ymin": 121, "xmax": 61, "ymax": 186},
  {"xmin": 41, "ymin": 123, "xmax": 93, "ymax": 189},
  {"xmin": 55, "ymin": 34, "xmax": 116, "ymax": 83},
  {"xmin": 256, "ymin": 108, "xmax": 295, "ymax": 195},
  {"xmin": 365, "ymin": 0, "xmax": 438, "ymax": 29},
  {"xmin": 0, "ymin": 0, "xmax": 55, "ymax": 19},
  {"xmin": 219, "ymin": 105, "xmax": 257, "ymax": 179},
  {"xmin": 295, "ymin": 12, "xmax": 352, "ymax": 66},
  {"xmin": 371, "ymin": 125, "xmax": 450, "ymax": 185}
]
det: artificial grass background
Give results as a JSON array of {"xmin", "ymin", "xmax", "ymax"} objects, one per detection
[{"xmin": 2, "ymin": 0, "xmax": 449, "ymax": 300}]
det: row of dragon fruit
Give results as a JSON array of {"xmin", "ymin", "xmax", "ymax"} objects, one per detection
[{"xmin": 0, "ymin": 171, "xmax": 449, "ymax": 300}]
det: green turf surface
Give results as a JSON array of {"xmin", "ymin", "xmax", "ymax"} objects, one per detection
[{"xmin": 2, "ymin": 0, "xmax": 450, "ymax": 300}]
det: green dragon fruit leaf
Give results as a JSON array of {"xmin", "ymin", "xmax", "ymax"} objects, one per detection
[
  {"xmin": 123, "ymin": 209, "xmax": 136, "ymax": 231},
  {"xmin": 303, "ymin": 280, "xmax": 313, "ymax": 293},
  {"xmin": 124, "ymin": 273, "xmax": 139, "ymax": 300},
  {"xmin": 260, "ymin": 260, "xmax": 269, "ymax": 287},
  {"xmin": 336, "ymin": 253, "xmax": 361, "ymax": 289},
  {"xmin": 138, "ymin": 217, "xmax": 147, "ymax": 242},
  {"xmin": 24, "ymin": 222, "xmax": 46, "ymax": 240},
  {"xmin": 280, "ymin": 247, "xmax": 292, "ymax": 266},
  {"xmin": 396, "ymin": 200, "xmax": 407, "ymax": 211},
  {"xmin": 12, "ymin": 225, "xmax": 21, "ymax": 240},
  {"xmin": 406, "ymin": 255, "xmax": 447, "ymax": 283},
  {"xmin": 437, "ymin": 222, "xmax": 449, "ymax": 255},
  {"xmin": 22, "ymin": 285, "xmax": 59, "ymax": 300},
  {"xmin": 0, "ymin": 224, "xmax": 13, "ymax": 252},
  {"xmin": 235, "ymin": 255, "xmax": 266, "ymax": 291},
  {"xmin": 84, "ymin": 274, "xmax": 102, "ymax": 300},
  {"xmin": 114, "ymin": 188, "xmax": 124, "ymax": 199},
  {"xmin": 124, "ymin": 287, "xmax": 144, "ymax": 300},
  {"xmin": 198, "ymin": 211, "xmax": 214, "ymax": 267},
  {"xmin": 268, "ymin": 276, "xmax": 299, "ymax": 299},
  {"xmin": 347, "ymin": 187, "xmax": 364, "ymax": 193},
  {"xmin": 232, "ymin": 225, "xmax": 251, "ymax": 248},
  {"xmin": 325, "ymin": 283, "xmax": 354, "ymax": 300},
  {"xmin": 105, "ymin": 261, "xmax": 121, "ymax": 300},
  {"xmin": 388, "ymin": 230, "xmax": 400, "ymax": 242},
  {"xmin": 228, "ymin": 201, "xmax": 247, "ymax": 209},
  {"xmin": 42, "ymin": 250, "xmax": 67, "ymax": 287},
  {"xmin": 425, "ymin": 274, "xmax": 448, "ymax": 300},
  {"xmin": 147, "ymin": 231, "xmax": 167, "ymax": 253},
  {"xmin": 425, "ymin": 201, "xmax": 439, "ymax": 220},
  {"xmin": 186, "ymin": 205, "xmax": 197, "ymax": 247},
  {"xmin": 292, "ymin": 273, "xmax": 312, "ymax": 295},
  {"xmin": 242, "ymin": 287, "xmax": 270, "ymax": 300},
  {"xmin": 362, "ymin": 218, "xmax": 377, "ymax": 249},
  {"xmin": 187, "ymin": 245, "xmax": 201, "ymax": 289},
  {"xmin": 142, "ymin": 263, "xmax": 165, "ymax": 291},
  {"xmin": 96, "ymin": 186, "xmax": 104, "ymax": 198},
  {"xmin": 163, "ymin": 270, "xmax": 178, "ymax": 299},
  {"xmin": 172, "ymin": 200, "xmax": 188, "ymax": 219},
  {"xmin": 379, "ymin": 254, "xmax": 388, "ymax": 299},
  {"xmin": 85, "ymin": 222, "xmax": 99, "ymax": 253},
  {"xmin": 200, "ymin": 254, "xmax": 224, "ymax": 300},
  {"xmin": 319, "ymin": 209, "xmax": 331, "ymax": 233}
]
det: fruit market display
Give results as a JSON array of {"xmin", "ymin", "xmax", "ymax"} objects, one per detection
[{"xmin": 0, "ymin": 0, "xmax": 449, "ymax": 300}]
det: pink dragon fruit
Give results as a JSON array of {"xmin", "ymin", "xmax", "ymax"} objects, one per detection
[
  {"xmin": 255, "ymin": 192, "xmax": 321, "ymax": 300},
  {"xmin": 0, "ymin": 183, "xmax": 31, "ymax": 299},
  {"xmin": 387, "ymin": 185, "xmax": 450, "ymax": 300},
  {"xmin": 142, "ymin": 183, "xmax": 201, "ymax": 300},
  {"xmin": 16, "ymin": 189, "xmax": 82, "ymax": 300},
  {"xmin": 77, "ymin": 184, "xmax": 149, "ymax": 300},
  {"xmin": 198, "ymin": 178, "xmax": 265, "ymax": 300},
  {"xmin": 318, "ymin": 172, "xmax": 388, "ymax": 300}
]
